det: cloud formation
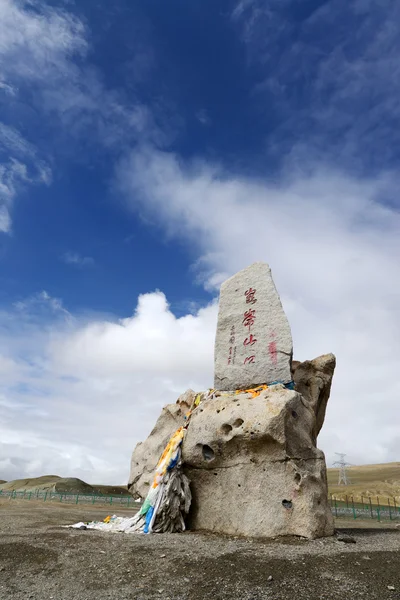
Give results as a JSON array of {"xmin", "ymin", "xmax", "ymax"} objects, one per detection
[
  {"xmin": 0, "ymin": 0, "xmax": 83, "ymax": 232},
  {"xmin": 1, "ymin": 0, "xmax": 399, "ymax": 486},
  {"xmin": 116, "ymin": 146, "xmax": 400, "ymax": 468},
  {"xmin": 0, "ymin": 123, "xmax": 51, "ymax": 232},
  {"xmin": 232, "ymin": 0, "xmax": 400, "ymax": 173},
  {"xmin": 0, "ymin": 291, "xmax": 217, "ymax": 484},
  {"xmin": 0, "ymin": 0, "xmax": 158, "ymax": 233},
  {"xmin": 3, "ymin": 144, "xmax": 399, "ymax": 483},
  {"xmin": 62, "ymin": 252, "xmax": 95, "ymax": 268}
]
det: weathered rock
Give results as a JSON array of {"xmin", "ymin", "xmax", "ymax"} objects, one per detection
[
  {"xmin": 127, "ymin": 357, "xmax": 336, "ymax": 510},
  {"xmin": 127, "ymin": 389, "xmax": 196, "ymax": 498},
  {"xmin": 182, "ymin": 385, "xmax": 334, "ymax": 539},
  {"xmin": 176, "ymin": 388, "xmax": 196, "ymax": 413},
  {"xmin": 214, "ymin": 262, "xmax": 293, "ymax": 391},
  {"xmin": 292, "ymin": 353, "xmax": 336, "ymax": 440}
]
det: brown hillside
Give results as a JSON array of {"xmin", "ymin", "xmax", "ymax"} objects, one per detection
[
  {"xmin": 0, "ymin": 476, "xmax": 93, "ymax": 495},
  {"xmin": 0, "ymin": 476, "xmax": 129, "ymax": 496},
  {"xmin": 0, "ymin": 475, "xmax": 61, "ymax": 491},
  {"xmin": 327, "ymin": 462, "xmax": 400, "ymax": 505}
]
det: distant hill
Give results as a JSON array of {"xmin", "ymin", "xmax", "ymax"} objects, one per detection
[
  {"xmin": 0, "ymin": 480, "xmax": 6, "ymax": 485},
  {"xmin": 327, "ymin": 462, "xmax": 400, "ymax": 504},
  {"xmin": 0, "ymin": 475, "xmax": 130, "ymax": 496},
  {"xmin": 92, "ymin": 484, "xmax": 130, "ymax": 496},
  {"xmin": 0, "ymin": 475, "xmax": 61, "ymax": 492}
]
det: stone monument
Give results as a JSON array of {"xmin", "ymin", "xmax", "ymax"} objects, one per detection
[
  {"xmin": 214, "ymin": 262, "xmax": 293, "ymax": 390},
  {"xmin": 128, "ymin": 263, "xmax": 336, "ymax": 539}
]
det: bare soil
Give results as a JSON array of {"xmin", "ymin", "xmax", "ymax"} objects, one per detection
[{"xmin": 0, "ymin": 499, "xmax": 399, "ymax": 600}]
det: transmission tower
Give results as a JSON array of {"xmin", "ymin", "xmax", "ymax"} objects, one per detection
[{"xmin": 333, "ymin": 453, "xmax": 351, "ymax": 485}]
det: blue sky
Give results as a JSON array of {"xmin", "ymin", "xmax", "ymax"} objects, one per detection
[{"xmin": 0, "ymin": 0, "xmax": 399, "ymax": 484}]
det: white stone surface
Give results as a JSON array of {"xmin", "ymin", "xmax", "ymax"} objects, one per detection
[
  {"xmin": 214, "ymin": 262, "xmax": 293, "ymax": 391},
  {"xmin": 182, "ymin": 385, "xmax": 334, "ymax": 539},
  {"xmin": 127, "ymin": 390, "xmax": 196, "ymax": 498}
]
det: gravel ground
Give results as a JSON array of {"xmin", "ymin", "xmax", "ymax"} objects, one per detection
[{"xmin": 1, "ymin": 499, "xmax": 399, "ymax": 600}]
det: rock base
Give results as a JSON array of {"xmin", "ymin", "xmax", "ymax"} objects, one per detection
[
  {"xmin": 182, "ymin": 386, "xmax": 334, "ymax": 539},
  {"xmin": 128, "ymin": 354, "xmax": 336, "ymax": 539},
  {"xmin": 185, "ymin": 458, "xmax": 333, "ymax": 538}
]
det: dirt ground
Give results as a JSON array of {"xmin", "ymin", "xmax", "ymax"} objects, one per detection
[{"xmin": 1, "ymin": 499, "xmax": 399, "ymax": 600}]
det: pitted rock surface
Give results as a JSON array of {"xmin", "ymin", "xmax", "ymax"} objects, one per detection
[{"xmin": 182, "ymin": 385, "xmax": 334, "ymax": 539}]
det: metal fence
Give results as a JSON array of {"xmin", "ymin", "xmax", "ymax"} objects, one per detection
[
  {"xmin": 330, "ymin": 495, "xmax": 400, "ymax": 522},
  {"xmin": 2, "ymin": 489, "xmax": 399, "ymax": 522},
  {"xmin": 0, "ymin": 488, "xmax": 140, "ymax": 507}
]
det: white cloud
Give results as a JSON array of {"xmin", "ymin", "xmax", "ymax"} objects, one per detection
[
  {"xmin": 0, "ymin": 123, "xmax": 36, "ymax": 158},
  {"xmin": 232, "ymin": 0, "xmax": 400, "ymax": 171},
  {"xmin": 231, "ymin": 0, "xmax": 257, "ymax": 20},
  {"xmin": 51, "ymin": 291, "xmax": 216, "ymax": 381},
  {"xmin": 62, "ymin": 252, "xmax": 95, "ymax": 268},
  {"xmin": 0, "ymin": 0, "xmax": 88, "ymax": 84},
  {"xmin": 0, "ymin": 0, "xmax": 158, "ymax": 144},
  {"xmin": 0, "ymin": 290, "xmax": 217, "ymax": 484},
  {"xmin": 0, "ymin": 204, "xmax": 11, "ymax": 233},
  {"xmin": 0, "ymin": 157, "xmax": 31, "ymax": 233},
  {"xmin": 0, "ymin": 0, "xmax": 156, "ymax": 233},
  {"xmin": 195, "ymin": 109, "xmax": 211, "ymax": 126},
  {"xmin": 0, "ymin": 0, "xmax": 83, "ymax": 233},
  {"xmin": 0, "ymin": 125, "xmax": 52, "ymax": 227},
  {"xmin": 2, "ymin": 144, "xmax": 399, "ymax": 481},
  {"xmin": 115, "ymin": 146, "xmax": 400, "ymax": 468},
  {"xmin": 0, "ymin": 81, "xmax": 17, "ymax": 96},
  {"xmin": 13, "ymin": 290, "xmax": 71, "ymax": 319},
  {"xmin": 1, "ymin": 0, "xmax": 399, "ymax": 486}
]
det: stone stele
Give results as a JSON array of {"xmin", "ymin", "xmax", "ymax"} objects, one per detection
[{"xmin": 214, "ymin": 262, "xmax": 293, "ymax": 391}]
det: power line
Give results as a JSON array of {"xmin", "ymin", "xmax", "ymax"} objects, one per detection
[{"xmin": 333, "ymin": 453, "xmax": 351, "ymax": 485}]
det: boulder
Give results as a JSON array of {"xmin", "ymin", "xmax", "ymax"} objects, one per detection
[
  {"xmin": 128, "ymin": 389, "xmax": 196, "ymax": 498},
  {"xmin": 292, "ymin": 353, "xmax": 336, "ymax": 440},
  {"xmin": 182, "ymin": 384, "xmax": 334, "ymax": 539},
  {"xmin": 128, "ymin": 355, "xmax": 336, "ymax": 539}
]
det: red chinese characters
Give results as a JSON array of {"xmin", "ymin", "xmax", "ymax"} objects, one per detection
[
  {"xmin": 243, "ymin": 287, "xmax": 258, "ymax": 364},
  {"xmin": 243, "ymin": 333, "xmax": 257, "ymax": 346},
  {"xmin": 268, "ymin": 341, "xmax": 277, "ymax": 365},
  {"xmin": 242, "ymin": 309, "xmax": 256, "ymax": 330},
  {"xmin": 268, "ymin": 330, "xmax": 277, "ymax": 365},
  {"xmin": 245, "ymin": 288, "xmax": 257, "ymax": 305},
  {"xmin": 244, "ymin": 355, "xmax": 255, "ymax": 365}
]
